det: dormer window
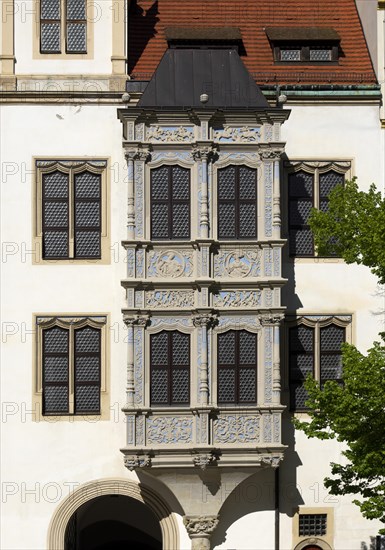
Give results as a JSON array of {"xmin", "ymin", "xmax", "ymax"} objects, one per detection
[
  {"xmin": 165, "ymin": 27, "xmax": 243, "ymax": 51},
  {"xmin": 266, "ymin": 27, "xmax": 340, "ymax": 64}
]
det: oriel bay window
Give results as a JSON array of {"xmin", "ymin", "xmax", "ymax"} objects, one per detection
[
  {"xmin": 151, "ymin": 165, "xmax": 190, "ymax": 240},
  {"xmin": 150, "ymin": 331, "xmax": 190, "ymax": 405},
  {"xmin": 217, "ymin": 165, "xmax": 257, "ymax": 239},
  {"xmin": 37, "ymin": 317, "xmax": 107, "ymax": 415},
  {"xmin": 288, "ymin": 167, "xmax": 346, "ymax": 256},
  {"xmin": 36, "ymin": 160, "xmax": 108, "ymax": 262},
  {"xmin": 217, "ymin": 330, "xmax": 258, "ymax": 404},
  {"xmin": 289, "ymin": 320, "xmax": 347, "ymax": 410}
]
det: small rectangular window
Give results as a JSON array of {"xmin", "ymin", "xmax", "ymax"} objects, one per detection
[
  {"xmin": 40, "ymin": 0, "xmax": 87, "ymax": 54},
  {"xmin": 299, "ymin": 513, "xmax": 327, "ymax": 536}
]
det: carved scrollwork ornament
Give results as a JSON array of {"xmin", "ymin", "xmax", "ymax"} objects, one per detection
[
  {"xmin": 124, "ymin": 146, "xmax": 151, "ymax": 163},
  {"xmin": 261, "ymin": 455, "xmax": 283, "ymax": 468},
  {"xmin": 123, "ymin": 454, "xmax": 151, "ymax": 471},
  {"xmin": 260, "ymin": 149, "xmax": 283, "ymax": 161},
  {"xmin": 191, "ymin": 144, "xmax": 217, "ymax": 162},
  {"xmin": 259, "ymin": 313, "xmax": 284, "ymax": 326},
  {"xmin": 192, "ymin": 313, "xmax": 218, "ymax": 329},
  {"xmin": 192, "ymin": 452, "xmax": 219, "ymax": 470},
  {"xmin": 123, "ymin": 314, "xmax": 150, "ymax": 328},
  {"xmin": 183, "ymin": 515, "xmax": 220, "ymax": 536}
]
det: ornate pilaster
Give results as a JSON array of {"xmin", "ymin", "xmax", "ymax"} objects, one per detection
[
  {"xmin": 123, "ymin": 314, "xmax": 150, "ymax": 406},
  {"xmin": 260, "ymin": 314, "xmax": 284, "ymax": 405},
  {"xmin": 192, "ymin": 144, "xmax": 217, "ymax": 239},
  {"xmin": 184, "ymin": 515, "xmax": 219, "ymax": 550},
  {"xmin": 273, "ymin": 157, "xmax": 281, "ymax": 238},
  {"xmin": 124, "ymin": 146, "xmax": 150, "ymax": 239},
  {"xmin": 193, "ymin": 313, "xmax": 218, "ymax": 405}
]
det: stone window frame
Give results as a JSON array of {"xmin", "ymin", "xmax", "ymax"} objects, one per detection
[
  {"xmin": 33, "ymin": 314, "xmax": 110, "ymax": 421},
  {"xmin": 284, "ymin": 315, "xmax": 353, "ymax": 412},
  {"xmin": 292, "ymin": 507, "xmax": 334, "ymax": 550},
  {"xmin": 212, "ymin": 157, "xmax": 260, "ymax": 242},
  {"xmin": 34, "ymin": 0, "xmax": 94, "ymax": 59},
  {"xmin": 145, "ymin": 319, "xmax": 195, "ymax": 408},
  {"xmin": 283, "ymin": 160, "xmax": 352, "ymax": 259},
  {"xmin": 212, "ymin": 318, "xmax": 262, "ymax": 406},
  {"xmin": 33, "ymin": 159, "xmax": 110, "ymax": 264},
  {"xmin": 145, "ymin": 156, "xmax": 197, "ymax": 242}
]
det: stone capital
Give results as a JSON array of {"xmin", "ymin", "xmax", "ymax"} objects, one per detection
[
  {"xmin": 259, "ymin": 313, "xmax": 284, "ymax": 326},
  {"xmin": 192, "ymin": 313, "xmax": 218, "ymax": 329},
  {"xmin": 183, "ymin": 515, "xmax": 219, "ymax": 538},
  {"xmin": 192, "ymin": 451, "xmax": 219, "ymax": 470},
  {"xmin": 123, "ymin": 454, "xmax": 151, "ymax": 471},
  {"xmin": 260, "ymin": 148, "xmax": 283, "ymax": 161},
  {"xmin": 123, "ymin": 313, "xmax": 150, "ymax": 328},
  {"xmin": 124, "ymin": 146, "xmax": 151, "ymax": 163},
  {"xmin": 261, "ymin": 455, "xmax": 283, "ymax": 468},
  {"xmin": 191, "ymin": 143, "xmax": 217, "ymax": 162}
]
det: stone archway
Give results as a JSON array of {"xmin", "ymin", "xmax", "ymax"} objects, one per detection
[{"xmin": 47, "ymin": 478, "xmax": 179, "ymax": 550}]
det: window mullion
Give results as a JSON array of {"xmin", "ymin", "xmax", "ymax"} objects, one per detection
[
  {"xmin": 69, "ymin": 170, "xmax": 75, "ymax": 257},
  {"xmin": 69, "ymin": 325, "xmax": 75, "ymax": 414},
  {"xmin": 62, "ymin": 0, "xmax": 66, "ymax": 54},
  {"xmin": 168, "ymin": 167, "xmax": 173, "ymax": 239},
  {"xmin": 235, "ymin": 332, "xmax": 239, "ymax": 403},
  {"xmin": 235, "ymin": 167, "xmax": 240, "ymax": 239},
  {"xmin": 314, "ymin": 324, "xmax": 320, "ymax": 383},
  {"xmin": 168, "ymin": 332, "xmax": 172, "ymax": 405}
]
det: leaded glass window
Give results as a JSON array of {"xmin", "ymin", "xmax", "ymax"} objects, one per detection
[
  {"xmin": 151, "ymin": 166, "xmax": 190, "ymax": 240},
  {"xmin": 218, "ymin": 165, "xmax": 257, "ymax": 239},
  {"xmin": 150, "ymin": 331, "xmax": 190, "ymax": 405},
  {"xmin": 217, "ymin": 330, "xmax": 257, "ymax": 404},
  {"xmin": 41, "ymin": 166, "xmax": 102, "ymax": 259},
  {"xmin": 299, "ymin": 514, "xmax": 327, "ymax": 536},
  {"xmin": 42, "ymin": 322, "xmax": 102, "ymax": 415},
  {"xmin": 40, "ymin": 0, "xmax": 86, "ymax": 54},
  {"xmin": 289, "ymin": 321, "xmax": 346, "ymax": 410},
  {"xmin": 288, "ymin": 168, "xmax": 345, "ymax": 256}
]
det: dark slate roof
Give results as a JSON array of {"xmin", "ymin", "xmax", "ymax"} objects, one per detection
[
  {"xmin": 265, "ymin": 27, "xmax": 340, "ymax": 42},
  {"xmin": 165, "ymin": 27, "xmax": 242, "ymax": 42},
  {"xmin": 137, "ymin": 49, "xmax": 270, "ymax": 109}
]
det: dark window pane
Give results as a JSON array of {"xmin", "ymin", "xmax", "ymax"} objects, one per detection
[
  {"xmin": 172, "ymin": 166, "xmax": 189, "ymax": 199},
  {"xmin": 172, "ymin": 368, "xmax": 189, "ymax": 403},
  {"xmin": 151, "ymin": 368, "xmax": 169, "ymax": 404},
  {"xmin": 288, "ymin": 171, "xmax": 313, "ymax": 198},
  {"xmin": 75, "ymin": 172, "xmax": 100, "ymax": 198},
  {"xmin": 75, "ymin": 231, "xmax": 100, "ymax": 258},
  {"xmin": 67, "ymin": 0, "xmax": 86, "ymax": 19},
  {"xmin": 319, "ymin": 171, "xmax": 344, "ymax": 198},
  {"xmin": 41, "ymin": 0, "xmax": 60, "ymax": 19},
  {"xmin": 299, "ymin": 514, "xmax": 327, "ymax": 536},
  {"xmin": 75, "ymin": 385, "xmax": 100, "ymax": 413},
  {"xmin": 67, "ymin": 23, "xmax": 86, "ymax": 53},
  {"xmin": 75, "ymin": 327, "xmax": 100, "ymax": 353},
  {"xmin": 289, "ymin": 228, "xmax": 313, "ymax": 256},
  {"xmin": 290, "ymin": 382, "xmax": 309, "ymax": 409},
  {"xmin": 290, "ymin": 354, "xmax": 314, "ymax": 380},
  {"xmin": 239, "ymin": 203, "xmax": 256, "ymax": 237},
  {"xmin": 43, "ymin": 231, "xmax": 68, "ymax": 257},
  {"xmin": 75, "ymin": 202, "xmax": 100, "ymax": 226},
  {"xmin": 239, "ymin": 166, "xmax": 256, "ymax": 199},
  {"xmin": 151, "ymin": 332, "xmax": 169, "ymax": 365},
  {"xmin": 172, "ymin": 203, "xmax": 190, "ymax": 238},
  {"xmin": 75, "ymin": 356, "xmax": 100, "ymax": 381},
  {"xmin": 172, "ymin": 332, "xmax": 189, "ymax": 365},
  {"xmin": 239, "ymin": 368, "xmax": 256, "ymax": 402},
  {"xmin": 218, "ymin": 166, "xmax": 236, "ymax": 199},
  {"xmin": 321, "ymin": 354, "xmax": 343, "ymax": 380},
  {"xmin": 289, "ymin": 199, "xmax": 312, "ymax": 225},
  {"xmin": 44, "ymin": 356, "xmax": 69, "ymax": 382},
  {"xmin": 218, "ymin": 203, "xmax": 236, "ymax": 238},
  {"xmin": 152, "ymin": 203, "xmax": 170, "ymax": 239},
  {"xmin": 289, "ymin": 325, "xmax": 313, "ymax": 353},
  {"xmin": 218, "ymin": 368, "xmax": 235, "ymax": 402},
  {"xmin": 218, "ymin": 332, "xmax": 236, "ymax": 365},
  {"xmin": 310, "ymin": 49, "xmax": 331, "ymax": 61},
  {"xmin": 44, "ymin": 202, "xmax": 68, "ymax": 227},
  {"xmin": 43, "ymin": 171, "xmax": 69, "ymax": 198},
  {"xmin": 44, "ymin": 386, "xmax": 69, "ymax": 413},
  {"xmin": 320, "ymin": 324, "xmax": 345, "ymax": 351},
  {"xmin": 151, "ymin": 167, "xmax": 169, "ymax": 199},
  {"xmin": 239, "ymin": 331, "xmax": 256, "ymax": 364},
  {"xmin": 41, "ymin": 23, "xmax": 61, "ymax": 53},
  {"xmin": 44, "ymin": 327, "xmax": 69, "ymax": 353},
  {"xmin": 281, "ymin": 49, "xmax": 300, "ymax": 61}
]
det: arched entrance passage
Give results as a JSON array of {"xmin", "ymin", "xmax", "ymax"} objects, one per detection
[
  {"xmin": 64, "ymin": 495, "xmax": 162, "ymax": 550},
  {"xmin": 47, "ymin": 478, "xmax": 179, "ymax": 550}
]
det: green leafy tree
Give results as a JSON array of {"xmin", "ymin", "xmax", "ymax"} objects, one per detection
[
  {"xmin": 294, "ymin": 179, "xmax": 385, "ymax": 533},
  {"xmin": 309, "ymin": 178, "xmax": 385, "ymax": 284}
]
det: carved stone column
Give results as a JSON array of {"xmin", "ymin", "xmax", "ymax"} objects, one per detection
[
  {"xmin": 193, "ymin": 313, "xmax": 217, "ymax": 405},
  {"xmin": 123, "ymin": 314, "xmax": 150, "ymax": 406},
  {"xmin": 184, "ymin": 516, "xmax": 219, "ymax": 550},
  {"xmin": 124, "ymin": 147, "xmax": 150, "ymax": 239},
  {"xmin": 192, "ymin": 144, "xmax": 216, "ymax": 239},
  {"xmin": 260, "ymin": 313, "xmax": 284, "ymax": 405},
  {"xmin": 273, "ymin": 156, "xmax": 281, "ymax": 238}
]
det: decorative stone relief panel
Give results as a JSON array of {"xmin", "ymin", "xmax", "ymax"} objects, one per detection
[
  {"xmin": 134, "ymin": 328, "xmax": 144, "ymax": 405},
  {"xmin": 264, "ymin": 289, "xmax": 273, "ymax": 308},
  {"xmin": 273, "ymin": 247, "xmax": 281, "ymax": 277},
  {"xmin": 136, "ymin": 248, "xmax": 145, "ymax": 278},
  {"xmin": 146, "ymin": 416, "xmax": 193, "ymax": 444},
  {"xmin": 273, "ymin": 413, "xmax": 280, "ymax": 443},
  {"xmin": 147, "ymin": 249, "xmax": 193, "ymax": 278},
  {"xmin": 263, "ymin": 414, "xmax": 272, "ymax": 443},
  {"xmin": 135, "ymin": 123, "xmax": 144, "ymax": 141},
  {"xmin": 145, "ymin": 290, "xmax": 195, "ymax": 308},
  {"xmin": 126, "ymin": 248, "xmax": 135, "ymax": 278},
  {"xmin": 264, "ymin": 327, "xmax": 273, "ymax": 403},
  {"xmin": 213, "ymin": 126, "xmax": 261, "ymax": 143},
  {"xmin": 136, "ymin": 414, "xmax": 145, "ymax": 445},
  {"xmin": 217, "ymin": 316, "xmax": 261, "ymax": 332},
  {"xmin": 214, "ymin": 248, "xmax": 261, "ymax": 278},
  {"xmin": 150, "ymin": 317, "xmax": 194, "ymax": 329},
  {"xmin": 134, "ymin": 162, "xmax": 144, "ymax": 238},
  {"xmin": 213, "ymin": 290, "xmax": 262, "ymax": 308},
  {"xmin": 126, "ymin": 415, "xmax": 135, "ymax": 445},
  {"xmin": 264, "ymin": 162, "xmax": 273, "ymax": 238},
  {"xmin": 217, "ymin": 151, "xmax": 259, "ymax": 165},
  {"xmin": 146, "ymin": 125, "xmax": 194, "ymax": 143},
  {"xmin": 213, "ymin": 415, "xmax": 260, "ymax": 444},
  {"xmin": 264, "ymin": 248, "xmax": 273, "ymax": 277},
  {"xmin": 135, "ymin": 290, "xmax": 144, "ymax": 308},
  {"xmin": 264, "ymin": 124, "xmax": 273, "ymax": 142},
  {"xmin": 149, "ymin": 151, "xmax": 193, "ymax": 164}
]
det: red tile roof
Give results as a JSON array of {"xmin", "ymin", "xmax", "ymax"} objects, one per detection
[{"xmin": 128, "ymin": 0, "xmax": 376, "ymax": 85}]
